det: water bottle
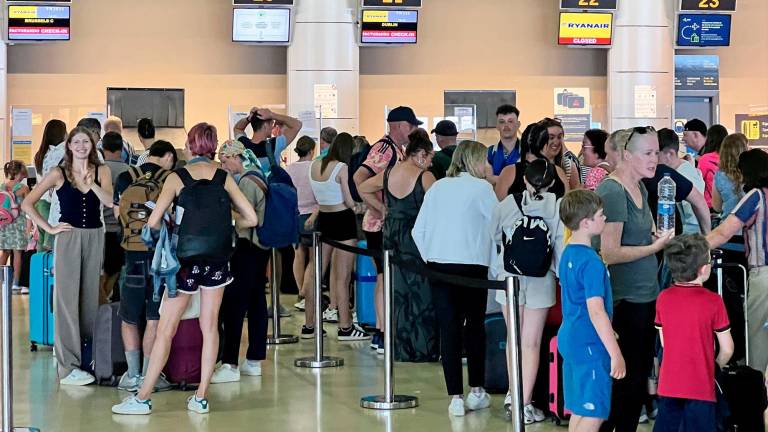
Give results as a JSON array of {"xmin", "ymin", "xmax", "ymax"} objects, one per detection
[{"xmin": 657, "ymin": 173, "xmax": 676, "ymax": 236}]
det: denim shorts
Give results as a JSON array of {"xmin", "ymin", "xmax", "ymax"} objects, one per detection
[{"xmin": 119, "ymin": 251, "xmax": 164, "ymax": 324}]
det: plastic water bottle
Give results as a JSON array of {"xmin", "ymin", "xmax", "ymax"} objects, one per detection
[{"xmin": 657, "ymin": 173, "xmax": 676, "ymax": 236}]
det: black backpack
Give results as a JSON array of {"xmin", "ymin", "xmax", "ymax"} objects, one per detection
[
  {"xmin": 348, "ymin": 137, "xmax": 397, "ymax": 203},
  {"xmin": 502, "ymin": 193, "xmax": 553, "ymax": 277},
  {"xmin": 175, "ymin": 168, "xmax": 235, "ymax": 261}
]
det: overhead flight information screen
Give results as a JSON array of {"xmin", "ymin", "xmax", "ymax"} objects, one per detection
[
  {"xmin": 361, "ymin": 9, "xmax": 418, "ymax": 44},
  {"xmin": 8, "ymin": 5, "xmax": 70, "ymax": 41},
  {"xmin": 232, "ymin": 7, "xmax": 291, "ymax": 43},
  {"xmin": 676, "ymin": 13, "xmax": 732, "ymax": 47}
]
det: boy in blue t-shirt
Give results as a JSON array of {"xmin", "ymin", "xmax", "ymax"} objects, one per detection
[{"xmin": 558, "ymin": 190, "xmax": 626, "ymax": 432}]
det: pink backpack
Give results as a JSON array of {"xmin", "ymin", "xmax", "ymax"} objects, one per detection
[{"xmin": 0, "ymin": 184, "xmax": 21, "ymax": 226}]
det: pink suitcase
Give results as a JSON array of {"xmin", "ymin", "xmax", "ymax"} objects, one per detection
[
  {"xmin": 549, "ymin": 336, "xmax": 572, "ymax": 425},
  {"xmin": 163, "ymin": 318, "xmax": 203, "ymax": 390}
]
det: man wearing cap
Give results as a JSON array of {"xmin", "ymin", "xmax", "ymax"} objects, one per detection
[
  {"xmin": 488, "ymin": 105, "xmax": 522, "ymax": 181},
  {"xmin": 682, "ymin": 119, "xmax": 708, "ymax": 157},
  {"xmin": 353, "ymin": 106, "xmax": 419, "ymax": 349},
  {"xmin": 429, "ymin": 120, "xmax": 459, "ymax": 180}
]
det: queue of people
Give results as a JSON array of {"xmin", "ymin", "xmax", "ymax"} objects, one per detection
[{"xmin": 11, "ymin": 106, "xmax": 766, "ymax": 432}]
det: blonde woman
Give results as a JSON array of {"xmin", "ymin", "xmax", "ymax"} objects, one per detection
[{"xmin": 412, "ymin": 140, "xmax": 497, "ymax": 416}]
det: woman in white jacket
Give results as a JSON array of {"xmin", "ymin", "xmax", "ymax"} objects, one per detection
[{"xmin": 491, "ymin": 158, "xmax": 565, "ymax": 424}]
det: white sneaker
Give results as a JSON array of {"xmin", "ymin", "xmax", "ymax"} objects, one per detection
[
  {"xmin": 112, "ymin": 395, "xmax": 152, "ymax": 415},
  {"xmin": 240, "ymin": 360, "xmax": 262, "ymax": 377},
  {"xmin": 210, "ymin": 364, "xmax": 240, "ymax": 384},
  {"xmin": 11, "ymin": 285, "xmax": 20, "ymax": 293},
  {"xmin": 322, "ymin": 308, "xmax": 339, "ymax": 323},
  {"xmin": 153, "ymin": 373, "xmax": 173, "ymax": 392},
  {"xmin": 187, "ymin": 395, "xmax": 210, "ymax": 414},
  {"xmin": 465, "ymin": 390, "xmax": 491, "ymax": 411},
  {"xmin": 523, "ymin": 404, "xmax": 546, "ymax": 424},
  {"xmin": 19, "ymin": 286, "xmax": 29, "ymax": 294},
  {"xmin": 504, "ymin": 392, "xmax": 513, "ymax": 418},
  {"xmin": 117, "ymin": 372, "xmax": 141, "ymax": 392},
  {"xmin": 448, "ymin": 397, "xmax": 466, "ymax": 416},
  {"xmin": 60, "ymin": 368, "xmax": 95, "ymax": 386},
  {"xmin": 352, "ymin": 311, "xmax": 358, "ymax": 324},
  {"xmin": 294, "ymin": 298, "xmax": 305, "ymax": 311}
]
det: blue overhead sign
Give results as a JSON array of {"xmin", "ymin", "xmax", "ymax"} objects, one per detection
[
  {"xmin": 675, "ymin": 55, "xmax": 719, "ymax": 90},
  {"xmin": 676, "ymin": 14, "xmax": 732, "ymax": 47}
]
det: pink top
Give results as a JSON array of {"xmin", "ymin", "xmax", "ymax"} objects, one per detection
[
  {"xmin": 286, "ymin": 161, "xmax": 319, "ymax": 215},
  {"xmin": 698, "ymin": 152, "xmax": 719, "ymax": 208},
  {"xmin": 584, "ymin": 164, "xmax": 610, "ymax": 191}
]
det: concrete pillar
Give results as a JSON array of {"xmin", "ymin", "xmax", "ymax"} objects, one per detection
[
  {"xmin": 288, "ymin": 0, "xmax": 359, "ymax": 137},
  {"xmin": 608, "ymin": 0, "xmax": 675, "ymax": 131},
  {"xmin": 0, "ymin": 42, "xmax": 6, "ymax": 165}
]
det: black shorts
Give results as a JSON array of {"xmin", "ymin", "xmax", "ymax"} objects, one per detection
[
  {"xmin": 316, "ymin": 208, "xmax": 357, "ymax": 242},
  {"xmin": 364, "ymin": 230, "xmax": 384, "ymax": 274},
  {"xmin": 119, "ymin": 251, "xmax": 164, "ymax": 324},
  {"xmin": 103, "ymin": 231, "xmax": 125, "ymax": 276},
  {"xmin": 297, "ymin": 213, "xmax": 315, "ymax": 248},
  {"xmin": 177, "ymin": 260, "xmax": 233, "ymax": 294}
]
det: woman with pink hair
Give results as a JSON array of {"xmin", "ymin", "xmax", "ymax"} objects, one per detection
[{"xmin": 112, "ymin": 123, "xmax": 258, "ymax": 416}]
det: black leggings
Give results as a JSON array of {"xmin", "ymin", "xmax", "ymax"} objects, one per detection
[
  {"xmin": 428, "ymin": 262, "xmax": 488, "ymax": 396},
  {"xmin": 600, "ymin": 300, "xmax": 656, "ymax": 432},
  {"xmin": 219, "ymin": 239, "xmax": 270, "ymax": 365}
]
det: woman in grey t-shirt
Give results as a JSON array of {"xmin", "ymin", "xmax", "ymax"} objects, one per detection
[{"xmin": 595, "ymin": 127, "xmax": 671, "ymax": 431}]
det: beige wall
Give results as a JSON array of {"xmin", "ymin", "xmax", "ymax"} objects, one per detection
[{"xmin": 6, "ymin": 0, "xmax": 767, "ymax": 156}]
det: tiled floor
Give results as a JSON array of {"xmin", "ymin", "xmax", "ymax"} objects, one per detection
[{"xmin": 7, "ymin": 296, "xmax": 655, "ymax": 432}]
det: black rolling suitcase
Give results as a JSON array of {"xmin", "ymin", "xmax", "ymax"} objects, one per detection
[{"xmin": 712, "ymin": 251, "xmax": 768, "ymax": 431}]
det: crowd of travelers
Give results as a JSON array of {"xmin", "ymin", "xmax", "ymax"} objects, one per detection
[{"xmin": 6, "ymin": 104, "xmax": 767, "ymax": 431}]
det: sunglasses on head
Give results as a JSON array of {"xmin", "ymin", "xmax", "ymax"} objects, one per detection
[{"xmin": 626, "ymin": 126, "xmax": 656, "ymax": 149}]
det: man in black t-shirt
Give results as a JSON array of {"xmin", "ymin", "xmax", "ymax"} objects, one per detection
[{"xmin": 232, "ymin": 107, "xmax": 302, "ymax": 177}]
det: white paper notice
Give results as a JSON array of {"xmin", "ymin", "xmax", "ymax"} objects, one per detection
[
  {"xmin": 297, "ymin": 110, "xmax": 318, "ymax": 137},
  {"xmin": 87, "ymin": 111, "xmax": 108, "ymax": 131},
  {"xmin": 11, "ymin": 108, "xmax": 33, "ymax": 137},
  {"xmin": 634, "ymin": 85, "xmax": 657, "ymax": 118},
  {"xmin": 313, "ymin": 84, "xmax": 339, "ymax": 119}
]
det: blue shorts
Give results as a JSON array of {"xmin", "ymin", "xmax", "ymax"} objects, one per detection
[{"xmin": 562, "ymin": 345, "xmax": 612, "ymax": 419}]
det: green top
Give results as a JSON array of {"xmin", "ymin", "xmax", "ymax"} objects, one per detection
[
  {"xmin": 593, "ymin": 178, "xmax": 659, "ymax": 303},
  {"xmin": 236, "ymin": 174, "xmax": 267, "ymax": 249},
  {"xmin": 429, "ymin": 145, "xmax": 456, "ymax": 180}
]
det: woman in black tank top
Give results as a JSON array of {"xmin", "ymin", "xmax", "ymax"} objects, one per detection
[{"xmin": 22, "ymin": 126, "xmax": 114, "ymax": 385}]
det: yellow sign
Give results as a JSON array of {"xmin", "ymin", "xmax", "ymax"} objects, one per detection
[
  {"xmin": 362, "ymin": 10, "xmax": 389, "ymax": 23},
  {"xmin": 12, "ymin": 143, "xmax": 32, "ymax": 165},
  {"xmin": 8, "ymin": 6, "xmax": 39, "ymax": 19},
  {"xmin": 558, "ymin": 12, "xmax": 613, "ymax": 46},
  {"xmin": 742, "ymin": 120, "xmax": 761, "ymax": 140}
]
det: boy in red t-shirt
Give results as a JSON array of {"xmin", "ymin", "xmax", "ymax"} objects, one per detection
[{"xmin": 654, "ymin": 234, "xmax": 734, "ymax": 432}]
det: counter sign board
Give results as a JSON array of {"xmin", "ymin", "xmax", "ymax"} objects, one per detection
[
  {"xmin": 680, "ymin": 0, "xmax": 736, "ymax": 12},
  {"xmin": 558, "ymin": 12, "xmax": 613, "ymax": 47},
  {"xmin": 233, "ymin": 0, "xmax": 295, "ymax": 5},
  {"xmin": 560, "ymin": 0, "xmax": 618, "ymax": 10},
  {"xmin": 8, "ymin": 5, "xmax": 70, "ymax": 41},
  {"xmin": 362, "ymin": 0, "xmax": 422, "ymax": 7}
]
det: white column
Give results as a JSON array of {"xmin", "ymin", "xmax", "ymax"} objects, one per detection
[
  {"xmin": 0, "ymin": 42, "xmax": 6, "ymax": 165},
  {"xmin": 608, "ymin": 0, "xmax": 675, "ymax": 131},
  {"xmin": 288, "ymin": 0, "xmax": 359, "ymax": 136}
]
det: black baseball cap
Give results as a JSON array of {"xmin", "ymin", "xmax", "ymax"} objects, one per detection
[
  {"xmin": 684, "ymin": 119, "xmax": 707, "ymax": 136},
  {"xmin": 387, "ymin": 106, "xmax": 422, "ymax": 126},
  {"xmin": 431, "ymin": 120, "xmax": 458, "ymax": 136}
]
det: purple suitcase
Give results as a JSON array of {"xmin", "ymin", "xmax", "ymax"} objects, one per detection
[{"xmin": 163, "ymin": 318, "xmax": 203, "ymax": 390}]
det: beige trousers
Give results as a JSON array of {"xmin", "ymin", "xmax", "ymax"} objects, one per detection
[{"xmin": 747, "ymin": 266, "xmax": 768, "ymax": 373}]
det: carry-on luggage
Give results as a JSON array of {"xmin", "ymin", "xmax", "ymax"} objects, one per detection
[
  {"xmin": 29, "ymin": 251, "xmax": 54, "ymax": 351},
  {"xmin": 484, "ymin": 312, "xmax": 509, "ymax": 394},
  {"xmin": 93, "ymin": 302, "xmax": 127, "ymax": 385},
  {"xmin": 355, "ymin": 241, "xmax": 377, "ymax": 327},
  {"xmin": 163, "ymin": 318, "xmax": 203, "ymax": 390},
  {"xmin": 549, "ymin": 336, "xmax": 572, "ymax": 425},
  {"xmin": 712, "ymin": 252, "xmax": 768, "ymax": 431}
]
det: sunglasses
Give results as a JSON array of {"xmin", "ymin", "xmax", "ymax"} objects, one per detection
[{"xmin": 626, "ymin": 126, "xmax": 656, "ymax": 149}]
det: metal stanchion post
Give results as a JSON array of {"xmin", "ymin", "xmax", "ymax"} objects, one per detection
[
  {"xmin": 505, "ymin": 276, "xmax": 524, "ymax": 431},
  {"xmin": 1, "ymin": 266, "xmax": 40, "ymax": 432},
  {"xmin": 361, "ymin": 250, "xmax": 418, "ymax": 410},
  {"xmin": 267, "ymin": 249, "xmax": 298, "ymax": 344},
  {"xmin": 295, "ymin": 233, "xmax": 343, "ymax": 368},
  {"xmin": 715, "ymin": 250, "xmax": 724, "ymax": 297}
]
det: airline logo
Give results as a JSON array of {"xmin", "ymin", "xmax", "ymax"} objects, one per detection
[{"xmin": 558, "ymin": 12, "xmax": 613, "ymax": 46}]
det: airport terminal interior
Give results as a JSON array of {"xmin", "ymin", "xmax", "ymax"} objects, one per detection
[{"xmin": 0, "ymin": 0, "xmax": 767, "ymax": 431}]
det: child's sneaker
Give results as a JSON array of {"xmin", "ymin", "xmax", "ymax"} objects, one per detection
[
  {"xmin": 523, "ymin": 404, "xmax": 545, "ymax": 424},
  {"xmin": 465, "ymin": 389, "xmax": 491, "ymax": 411},
  {"xmin": 186, "ymin": 395, "xmax": 210, "ymax": 414},
  {"xmin": 337, "ymin": 324, "xmax": 371, "ymax": 341},
  {"xmin": 112, "ymin": 396, "xmax": 152, "ymax": 415},
  {"xmin": 448, "ymin": 397, "xmax": 466, "ymax": 416}
]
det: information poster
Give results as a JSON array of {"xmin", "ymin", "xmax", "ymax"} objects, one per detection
[
  {"xmin": 675, "ymin": 55, "xmax": 719, "ymax": 91},
  {"xmin": 677, "ymin": 14, "xmax": 732, "ymax": 47},
  {"xmin": 736, "ymin": 114, "xmax": 768, "ymax": 148},
  {"xmin": 11, "ymin": 140, "xmax": 33, "ymax": 164},
  {"xmin": 554, "ymin": 88, "xmax": 591, "ymax": 144},
  {"xmin": 297, "ymin": 110, "xmax": 318, "ymax": 139},
  {"xmin": 634, "ymin": 85, "xmax": 657, "ymax": 118},
  {"xmin": 313, "ymin": 84, "xmax": 339, "ymax": 119},
  {"xmin": 11, "ymin": 108, "xmax": 33, "ymax": 137}
]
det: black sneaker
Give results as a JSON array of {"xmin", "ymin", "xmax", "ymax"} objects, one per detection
[
  {"xmin": 370, "ymin": 331, "xmax": 382, "ymax": 350},
  {"xmin": 300, "ymin": 325, "xmax": 327, "ymax": 339},
  {"xmin": 338, "ymin": 324, "xmax": 371, "ymax": 341}
]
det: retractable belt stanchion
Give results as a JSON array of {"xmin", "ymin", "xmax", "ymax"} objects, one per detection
[
  {"xmin": 712, "ymin": 256, "xmax": 750, "ymax": 366},
  {"xmin": 267, "ymin": 248, "xmax": 298, "ymax": 344},
  {"xmin": 361, "ymin": 250, "xmax": 418, "ymax": 410},
  {"xmin": 295, "ymin": 233, "xmax": 343, "ymax": 368},
  {"xmin": 505, "ymin": 276, "xmax": 524, "ymax": 431},
  {"xmin": 1, "ymin": 266, "xmax": 40, "ymax": 432}
]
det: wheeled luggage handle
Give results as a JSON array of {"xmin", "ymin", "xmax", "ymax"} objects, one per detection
[{"xmin": 712, "ymin": 253, "xmax": 750, "ymax": 367}]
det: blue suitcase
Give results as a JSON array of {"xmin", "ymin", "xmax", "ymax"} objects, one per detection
[{"xmin": 29, "ymin": 251, "xmax": 54, "ymax": 351}]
